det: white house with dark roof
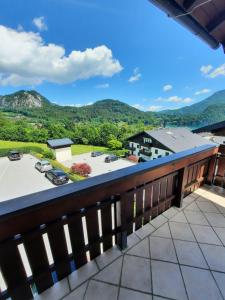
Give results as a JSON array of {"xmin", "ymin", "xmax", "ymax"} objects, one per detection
[
  {"xmin": 127, "ymin": 128, "xmax": 215, "ymax": 162},
  {"xmin": 47, "ymin": 138, "xmax": 73, "ymax": 162}
]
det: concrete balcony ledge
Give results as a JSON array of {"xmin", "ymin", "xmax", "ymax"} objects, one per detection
[{"xmin": 34, "ymin": 185, "xmax": 225, "ymax": 300}]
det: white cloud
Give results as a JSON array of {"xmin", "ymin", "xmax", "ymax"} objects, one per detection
[
  {"xmin": 95, "ymin": 83, "xmax": 109, "ymax": 89},
  {"xmin": 0, "ymin": 25, "xmax": 122, "ymax": 86},
  {"xmin": 200, "ymin": 65, "xmax": 213, "ymax": 75},
  {"xmin": 128, "ymin": 67, "xmax": 141, "ymax": 83},
  {"xmin": 86, "ymin": 102, "xmax": 93, "ymax": 106},
  {"xmin": 148, "ymin": 105, "xmax": 163, "ymax": 112},
  {"xmin": 154, "ymin": 95, "xmax": 192, "ymax": 104},
  {"xmin": 132, "ymin": 103, "xmax": 143, "ymax": 109},
  {"xmin": 17, "ymin": 24, "xmax": 24, "ymax": 31},
  {"xmin": 32, "ymin": 16, "xmax": 48, "ymax": 31},
  {"xmin": 195, "ymin": 88, "xmax": 211, "ymax": 95},
  {"xmin": 208, "ymin": 64, "xmax": 225, "ymax": 78},
  {"xmin": 163, "ymin": 84, "xmax": 172, "ymax": 92}
]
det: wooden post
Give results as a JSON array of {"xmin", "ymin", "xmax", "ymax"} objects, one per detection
[
  {"xmin": 116, "ymin": 195, "xmax": 128, "ymax": 250},
  {"xmin": 174, "ymin": 167, "xmax": 189, "ymax": 208},
  {"xmin": 206, "ymin": 155, "xmax": 217, "ymax": 185}
]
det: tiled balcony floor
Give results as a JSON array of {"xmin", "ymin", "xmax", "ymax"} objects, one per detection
[{"xmin": 35, "ymin": 185, "xmax": 225, "ymax": 300}]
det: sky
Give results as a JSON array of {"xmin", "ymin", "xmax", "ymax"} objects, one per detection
[{"xmin": 0, "ymin": 0, "xmax": 225, "ymax": 111}]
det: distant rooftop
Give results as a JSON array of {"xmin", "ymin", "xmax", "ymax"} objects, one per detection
[
  {"xmin": 147, "ymin": 128, "xmax": 215, "ymax": 153},
  {"xmin": 193, "ymin": 120, "xmax": 225, "ymax": 134},
  {"xmin": 47, "ymin": 138, "xmax": 73, "ymax": 149}
]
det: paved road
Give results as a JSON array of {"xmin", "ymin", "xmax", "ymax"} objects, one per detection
[
  {"xmin": 63, "ymin": 153, "xmax": 136, "ymax": 177},
  {"xmin": 0, "ymin": 154, "xmax": 56, "ymax": 202}
]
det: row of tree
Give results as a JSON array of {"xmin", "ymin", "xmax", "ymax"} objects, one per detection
[{"xmin": 0, "ymin": 113, "xmax": 156, "ymax": 147}]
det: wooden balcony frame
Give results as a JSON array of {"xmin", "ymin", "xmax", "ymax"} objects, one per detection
[{"xmin": 0, "ymin": 144, "xmax": 220, "ymax": 299}]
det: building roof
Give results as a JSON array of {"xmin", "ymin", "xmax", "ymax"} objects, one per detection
[
  {"xmin": 192, "ymin": 120, "xmax": 225, "ymax": 133},
  {"xmin": 148, "ymin": 128, "xmax": 215, "ymax": 152},
  {"xmin": 128, "ymin": 128, "xmax": 215, "ymax": 153},
  {"xmin": 47, "ymin": 138, "xmax": 73, "ymax": 149},
  {"xmin": 149, "ymin": 0, "xmax": 225, "ymax": 52}
]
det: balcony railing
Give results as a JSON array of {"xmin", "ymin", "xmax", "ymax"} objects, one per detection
[
  {"xmin": 139, "ymin": 149, "xmax": 152, "ymax": 157},
  {"xmin": 0, "ymin": 144, "xmax": 220, "ymax": 299}
]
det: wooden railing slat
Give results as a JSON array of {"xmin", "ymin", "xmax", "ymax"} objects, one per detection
[
  {"xmin": 0, "ymin": 241, "xmax": 32, "ymax": 300},
  {"xmin": 23, "ymin": 232, "xmax": 53, "ymax": 294},
  {"xmin": 68, "ymin": 214, "xmax": 87, "ymax": 269},
  {"xmin": 85, "ymin": 208, "xmax": 101, "ymax": 259},
  {"xmin": 47, "ymin": 223, "xmax": 71, "ymax": 280},
  {"xmin": 101, "ymin": 202, "xmax": 113, "ymax": 251}
]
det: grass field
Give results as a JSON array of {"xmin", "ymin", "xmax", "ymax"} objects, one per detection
[{"xmin": 0, "ymin": 140, "xmax": 108, "ymax": 155}]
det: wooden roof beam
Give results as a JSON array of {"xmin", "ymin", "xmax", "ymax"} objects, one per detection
[
  {"xmin": 206, "ymin": 10, "xmax": 225, "ymax": 32},
  {"xmin": 183, "ymin": 0, "xmax": 197, "ymax": 10}
]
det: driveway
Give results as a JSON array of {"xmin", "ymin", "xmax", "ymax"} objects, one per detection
[
  {"xmin": 63, "ymin": 152, "xmax": 136, "ymax": 177},
  {"xmin": 0, "ymin": 154, "xmax": 57, "ymax": 202}
]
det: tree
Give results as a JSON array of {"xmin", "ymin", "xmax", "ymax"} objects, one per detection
[{"xmin": 107, "ymin": 139, "xmax": 122, "ymax": 150}]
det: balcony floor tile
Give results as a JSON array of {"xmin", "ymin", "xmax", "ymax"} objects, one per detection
[
  {"xmin": 95, "ymin": 246, "xmax": 122, "ymax": 269},
  {"xmin": 68, "ymin": 260, "xmax": 99, "ymax": 290},
  {"xmin": 190, "ymin": 224, "xmax": 222, "ymax": 245},
  {"xmin": 94, "ymin": 256, "xmax": 123, "ymax": 285},
  {"xmin": 84, "ymin": 280, "xmax": 118, "ymax": 300},
  {"xmin": 118, "ymin": 287, "xmax": 152, "ymax": 300},
  {"xmin": 169, "ymin": 222, "xmax": 196, "ymax": 242},
  {"xmin": 149, "ymin": 236, "xmax": 177, "ymax": 263},
  {"xmin": 200, "ymin": 244, "xmax": 225, "ymax": 272},
  {"xmin": 151, "ymin": 260, "xmax": 187, "ymax": 300},
  {"xmin": 184, "ymin": 211, "xmax": 209, "ymax": 226},
  {"xmin": 135, "ymin": 223, "xmax": 155, "ymax": 239},
  {"xmin": 174, "ymin": 239, "xmax": 208, "ymax": 269},
  {"xmin": 63, "ymin": 282, "xmax": 88, "ymax": 300},
  {"xmin": 150, "ymin": 215, "xmax": 168, "ymax": 229},
  {"xmin": 121, "ymin": 255, "xmax": 152, "ymax": 293},
  {"xmin": 127, "ymin": 238, "xmax": 150, "ymax": 259},
  {"xmin": 181, "ymin": 265, "xmax": 223, "ymax": 300}
]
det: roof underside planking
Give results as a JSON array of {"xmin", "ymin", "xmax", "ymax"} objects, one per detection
[{"xmin": 149, "ymin": 0, "xmax": 225, "ymax": 52}]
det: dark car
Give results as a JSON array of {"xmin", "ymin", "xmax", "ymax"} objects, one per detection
[
  {"xmin": 8, "ymin": 150, "xmax": 22, "ymax": 161},
  {"xmin": 105, "ymin": 155, "xmax": 118, "ymax": 163},
  {"xmin": 91, "ymin": 151, "xmax": 103, "ymax": 157},
  {"xmin": 45, "ymin": 169, "xmax": 69, "ymax": 185}
]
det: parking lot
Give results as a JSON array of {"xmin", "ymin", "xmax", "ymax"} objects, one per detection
[
  {"xmin": 0, "ymin": 154, "xmax": 57, "ymax": 202},
  {"xmin": 63, "ymin": 152, "xmax": 136, "ymax": 177}
]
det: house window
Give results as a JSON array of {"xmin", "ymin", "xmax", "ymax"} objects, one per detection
[
  {"xmin": 143, "ymin": 137, "xmax": 152, "ymax": 143},
  {"xmin": 155, "ymin": 149, "xmax": 158, "ymax": 154},
  {"xmin": 137, "ymin": 144, "xmax": 140, "ymax": 148},
  {"xmin": 165, "ymin": 152, "xmax": 170, "ymax": 156},
  {"xmin": 158, "ymin": 155, "xmax": 162, "ymax": 158}
]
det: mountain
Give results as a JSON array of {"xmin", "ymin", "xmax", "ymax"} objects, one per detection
[
  {"xmin": 0, "ymin": 89, "xmax": 224, "ymax": 127},
  {"xmin": 161, "ymin": 90, "xmax": 225, "ymax": 115},
  {"xmin": 0, "ymin": 90, "xmax": 51, "ymax": 109},
  {"xmin": 0, "ymin": 90, "xmax": 160, "ymax": 125}
]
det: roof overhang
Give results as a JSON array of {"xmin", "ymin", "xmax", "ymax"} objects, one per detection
[{"xmin": 149, "ymin": 0, "xmax": 225, "ymax": 52}]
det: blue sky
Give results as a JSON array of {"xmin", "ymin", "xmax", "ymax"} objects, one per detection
[{"xmin": 0, "ymin": 0, "xmax": 225, "ymax": 111}]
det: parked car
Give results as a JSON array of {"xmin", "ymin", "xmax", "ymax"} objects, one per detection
[
  {"xmin": 45, "ymin": 169, "xmax": 69, "ymax": 185},
  {"xmin": 104, "ymin": 155, "xmax": 118, "ymax": 163},
  {"xmin": 8, "ymin": 150, "xmax": 22, "ymax": 161},
  {"xmin": 35, "ymin": 160, "xmax": 52, "ymax": 173},
  {"xmin": 91, "ymin": 151, "xmax": 103, "ymax": 157}
]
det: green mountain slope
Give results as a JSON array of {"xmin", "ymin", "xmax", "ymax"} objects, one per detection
[{"xmin": 161, "ymin": 90, "xmax": 225, "ymax": 115}]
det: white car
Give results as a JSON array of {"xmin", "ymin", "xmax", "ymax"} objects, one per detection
[{"xmin": 35, "ymin": 160, "xmax": 52, "ymax": 173}]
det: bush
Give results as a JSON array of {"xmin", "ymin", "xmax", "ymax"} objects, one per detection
[
  {"xmin": 0, "ymin": 146, "xmax": 44, "ymax": 157},
  {"xmin": 127, "ymin": 155, "xmax": 139, "ymax": 163},
  {"xmin": 42, "ymin": 150, "xmax": 55, "ymax": 159},
  {"xmin": 107, "ymin": 139, "xmax": 122, "ymax": 150},
  {"xmin": 71, "ymin": 163, "xmax": 92, "ymax": 177}
]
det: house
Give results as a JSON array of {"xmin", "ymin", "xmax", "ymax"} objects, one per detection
[
  {"xmin": 127, "ymin": 128, "xmax": 214, "ymax": 161},
  {"xmin": 193, "ymin": 120, "xmax": 225, "ymax": 145},
  {"xmin": 47, "ymin": 138, "xmax": 73, "ymax": 162}
]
